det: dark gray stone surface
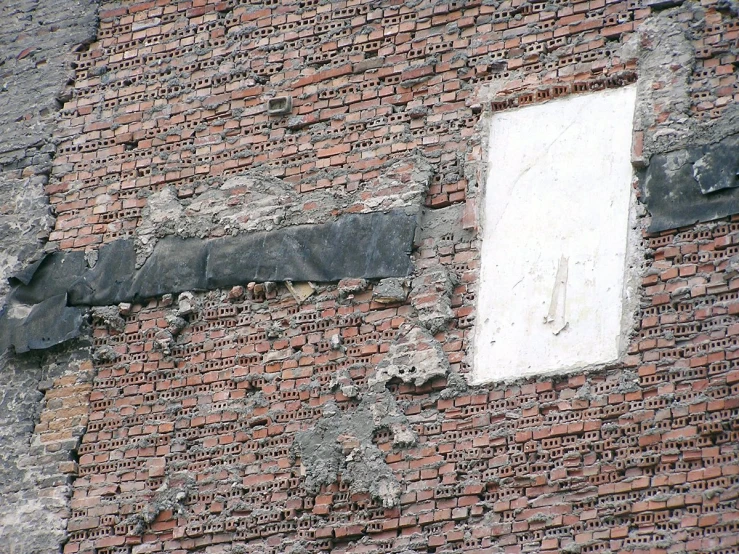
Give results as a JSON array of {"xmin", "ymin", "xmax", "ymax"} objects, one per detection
[
  {"xmin": 640, "ymin": 134, "xmax": 739, "ymax": 232},
  {"xmin": 0, "ymin": 0, "xmax": 99, "ymax": 164},
  {"xmin": 12, "ymin": 257, "xmax": 45, "ymax": 286}
]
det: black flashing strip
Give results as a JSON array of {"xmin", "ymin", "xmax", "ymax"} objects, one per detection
[
  {"xmin": 640, "ymin": 134, "xmax": 739, "ymax": 233},
  {"xmin": 1, "ymin": 210, "xmax": 417, "ymax": 353},
  {"xmin": 0, "ymin": 294, "xmax": 85, "ymax": 354}
]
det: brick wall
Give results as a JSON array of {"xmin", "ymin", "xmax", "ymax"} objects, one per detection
[
  {"xmin": 69, "ymin": 217, "xmax": 739, "ymax": 554},
  {"xmin": 12, "ymin": 0, "xmax": 739, "ymax": 553}
]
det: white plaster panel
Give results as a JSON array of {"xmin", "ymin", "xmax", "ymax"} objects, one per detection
[{"xmin": 474, "ymin": 86, "xmax": 638, "ymax": 382}]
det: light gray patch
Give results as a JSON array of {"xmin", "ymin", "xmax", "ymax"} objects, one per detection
[
  {"xmin": 90, "ymin": 306, "xmax": 125, "ymax": 333},
  {"xmin": 634, "ymin": 7, "xmax": 739, "ymax": 160},
  {"xmin": 372, "ymin": 325, "xmax": 451, "ymax": 387},
  {"xmin": 294, "ymin": 390, "xmax": 416, "ymax": 508},
  {"xmin": 123, "ymin": 475, "xmax": 194, "ymax": 535},
  {"xmin": 410, "ymin": 266, "xmax": 456, "ymax": 334},
  {"xmin": 415, "ymin": 203, "xmax": 470, "ymax": 244},
  {"xmin": 373, "ymin": 278, "xmax": 408, "ymax": 304}
]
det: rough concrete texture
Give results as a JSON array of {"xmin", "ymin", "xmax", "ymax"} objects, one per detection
[
  {"xmin": 415, "ymin": 204, "xmax": 472, "ymax": 245},
  {"xmin": 372, "ymin": 277, "xmax": 409, "ymax": 304},
  {"xmin": 0, "ymin": 175, "xmax": 55, "ymax": 301},
  {"xmin": 371, "ymin": 325, "xmax": 451, "ymax": 387},
  {"xmin": 634, "ymin": 6, "xmax": 739, "ymax": 161},
  {"xmin": 0, "ymin": 0, "xmax": 98, "ymax": 166},
  {"xmin": 123, "ymin": 474, "xmax": 194, "ymax": 536},
  {"xmin": 0, "ymin": 1, "xmax": 99, "ymax": 553},
  {"xmin": 410, "ymin": 265, "xmax": 456, "ymax": 334},
  {"xmin": 295, "ymin": 391, "xmax": 416, "ymax": 508},
  {"xmin": 90, "ymin": 305, "xmax": 125, "ymax": 333},
  {"xmin": 632, "ymin": 9, "xmax": 697, "ymax": 161}
]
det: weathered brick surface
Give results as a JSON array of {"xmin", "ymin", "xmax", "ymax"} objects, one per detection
[
  {"xmin": 48, "ymin": 0, "xmax": 738, "ymax": 249},
  {"xmin": 5, "ymin": 0, "xmax": 739, "ymax": 553},
  {"xmin": 64, "ymin": 215, "xmax": 739, "ymax": 554}
]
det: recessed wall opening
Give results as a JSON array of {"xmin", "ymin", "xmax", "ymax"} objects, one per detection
[{"xmin": 474, "ymin": 85, "xmax": 640, "ymax": 383}]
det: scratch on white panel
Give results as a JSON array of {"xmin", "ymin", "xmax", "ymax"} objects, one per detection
[{"xmin": 544, "ymin": 255, "xmax": 568, "ymax": 335}]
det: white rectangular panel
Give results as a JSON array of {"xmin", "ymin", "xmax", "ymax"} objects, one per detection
[{"xmin": 474, "ymin": 86, "xmax": 638, "ymax": 382}]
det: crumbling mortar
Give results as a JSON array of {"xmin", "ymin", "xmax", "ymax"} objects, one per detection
[
  {"xmin": 636, "ymin": 5, "xmax": 739, "ymax": 162},
  {"xmin": 124, "ymin": 474, "xmax": 194, "ymax": 536},
  {"xmin": 293, "ymin": 389, "xmax": 417, "ymax": 507}
]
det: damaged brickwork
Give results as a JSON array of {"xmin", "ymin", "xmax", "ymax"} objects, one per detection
[
  {"xmin": 0, "ymin": 0, "xmax": 738, "ymax": 554},
  {"xmin": 0, "ymin": 346, "xmax": 95, "ymax": 554},
  {"xmin": 0, "ymin": 0, "xmax": 100, "ymax": 552}
]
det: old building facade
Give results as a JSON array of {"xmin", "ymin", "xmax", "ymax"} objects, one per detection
[{"xmin": 1, "ymin": 0, "xmax": 739, "ymax": 553}]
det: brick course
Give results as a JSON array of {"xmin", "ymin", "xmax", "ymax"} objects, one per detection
[{"xmin": 50, "ymin": 0, "xmax": 739, "ymax": 247}]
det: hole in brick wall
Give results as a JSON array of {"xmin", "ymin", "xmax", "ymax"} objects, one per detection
[{"xmin": 267, "ymin": 96, "xmax": 292, "ymax": 115}]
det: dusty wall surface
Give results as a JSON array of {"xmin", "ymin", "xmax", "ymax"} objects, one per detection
[
  {"xmin": 0, "ymin": 0, "xmax": 100, "ymax": 297},
  {"xmin": 0, "ymin": 0, "xmax": 738, "ymax": 553},
  {"xmin": 0, "ymin": 0, "xmax": 100, "ymax": 552}
]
